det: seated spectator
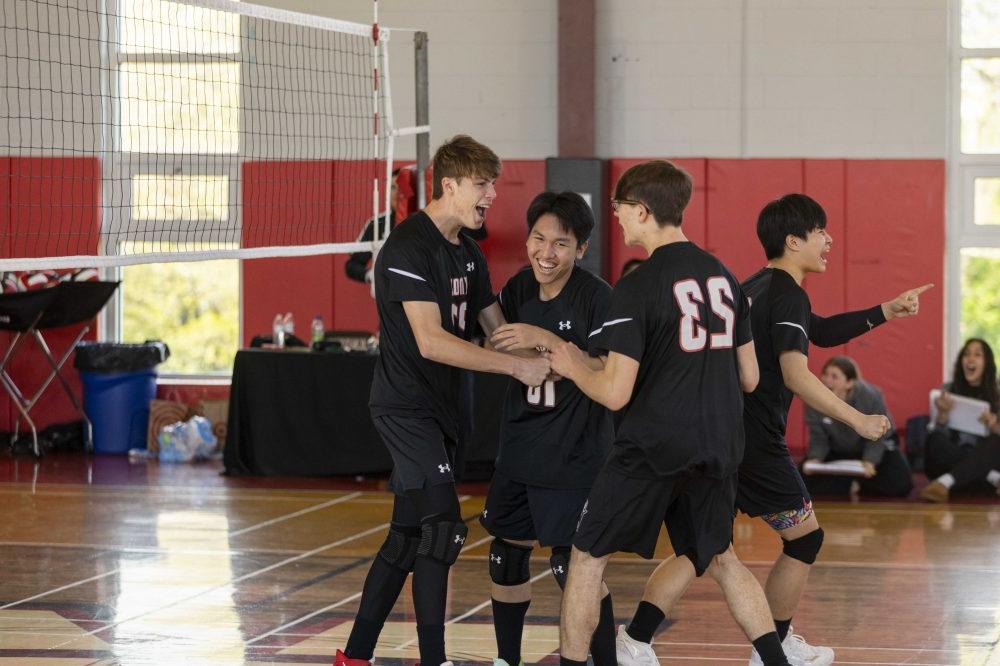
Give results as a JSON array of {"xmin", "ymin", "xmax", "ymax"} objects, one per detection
[
  {"xmin": 920, "ymin": 338, "xmax": 1000, "ymax": 502},
  {"xmin": 803, "ymin": 356, "xmax": 913, "ymax": 497}
]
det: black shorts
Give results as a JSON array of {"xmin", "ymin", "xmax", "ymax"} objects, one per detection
[
  {"xmin": 373, "ymin": 414, "xmax": 458, "ymax": 496},
  {"xmin": 572, "ymin": 465, "xmax": 737, "ymax": 576},
  {"xmin": 479, "ymin": 470, "xmax": 590, "ymax": 548},
  {"xmin": 736, "ymin": 449, "xmax": 811, "ymax": 517}
]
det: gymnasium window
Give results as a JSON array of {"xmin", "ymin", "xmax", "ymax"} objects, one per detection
[
  {"xmin": 110, "ymin": 0, "xmax": 240, "ymax": 376},
  {"xmin": 952, "ymin": 0, "xmax": 1000, "ymax": 359}
]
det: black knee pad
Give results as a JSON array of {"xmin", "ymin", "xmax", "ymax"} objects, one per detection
[
  {"xmin": 549, "ymin": 546, "xmax": 570, "ymax": 590},
  {"xmin": 377, "ymin": 524, "xmax": 421, "ymax": 572},
  {"xmin": 417, "ymin": 517, "xmax": 469, "ymax": 565},
  {"xmin": 488, "ymin": 538, "xmax": 532, "ymax": 586},
  {"xmin": 782, "ymin": 527, "xmax": 824, "ymax": 565}
]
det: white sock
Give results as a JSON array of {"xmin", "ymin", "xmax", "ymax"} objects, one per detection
[
  {"xmin": 937, "ymin": 474, "xmax": 955, "ymax": 489},
  {"xmin": 987, "ymin": 470, "xmax": 1000, "ymax": 488}
]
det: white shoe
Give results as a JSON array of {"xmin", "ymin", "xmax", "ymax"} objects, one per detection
[
  {"xmin": 616, "ymin": 625, "xmax": 659, "ymax": 666},
  {"xmin": 748, "ymin": 627, "xmax": 834, "ymax": 666},
  {"xmin": 781, "ymin": 630, "xmax": 834, "ymax": 665},
  {"xmin": 493, "ymin": 660, "xmax": 521, "ymax": 666}
]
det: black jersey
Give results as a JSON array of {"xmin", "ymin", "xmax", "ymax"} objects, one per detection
[
  {"xmin": 590, "ymin": 242, "xmax": 752, "ymax": 479},
  {"xmin": 369, "ymin": 211, "xmax": 495, "ymax": 440},
  {"xmin": 494, "ymin": 266, "xmax": 613, "ymax": 489},
  {"xmin": 741, "ymin": 267, "xmax": 811, "ymax": 460}
]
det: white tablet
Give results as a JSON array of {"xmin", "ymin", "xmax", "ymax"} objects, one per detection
[{"xmin": 929, "ymin": 388, "xmax": 990, "ymax": 437}]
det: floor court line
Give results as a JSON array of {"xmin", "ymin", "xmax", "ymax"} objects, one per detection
[
  {"xmin": 245, "ymin": 591, "xmax": 364, "ymax": 646},
  {"xmin": 0, "ymin": 569, "xmax": 121, "ymax": 611},
  {"xmin": 64, "ymin": 496, "xmax": 477, "ymax": 647},
  {"xmin": 228, "ymin": 491, "xmax": 362, "ymax": 537}
]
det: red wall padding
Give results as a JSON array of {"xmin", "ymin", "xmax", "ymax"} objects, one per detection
[{"xmin": 1, "ymin": 157, "xmax": 101, "ymax": 432}]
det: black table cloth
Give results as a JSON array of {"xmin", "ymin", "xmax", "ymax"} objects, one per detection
[{"xmin": 223, "ymin": 348, "xmax": 505, "ymax": 477}]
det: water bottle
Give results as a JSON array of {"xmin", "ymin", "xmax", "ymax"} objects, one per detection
[
  {"xmin": 311, "ymin": 314, "xmax": 325, "ymax": 347},
  {"xmin": 282, "ymin": 312, "xmax": 295, "ymax": 340},
  {"xmin": 273, "ymin": 313, "xmax": 285, "ymax": 348}
]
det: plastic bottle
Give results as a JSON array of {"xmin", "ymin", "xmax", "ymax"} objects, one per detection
[
  {"xmin": 311, "ymin": 314, "xmax": 325, "ymax": 346},
  {"xmin": 273, "ymin": 313, "xmax": 285, "ymax": 348},
  {"xmin": 282, "ymin": 312, "xmax": 295, "ymax": 339}
]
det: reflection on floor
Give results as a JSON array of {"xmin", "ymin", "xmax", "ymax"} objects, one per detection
[{"xmin": 0, "ymin": 452, "xmax": 997, "ymax": 665}]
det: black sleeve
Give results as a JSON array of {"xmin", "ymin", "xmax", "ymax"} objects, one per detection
[
  {"xmin": 379, "ymin": 239, "xmax": 438, "ymax": 304},
  {"xmin": 474, "ymin": 249, "xmax": 496, "ymax": 313},
  {"xmin": 732, "ymin": 280, "xmax": 753, "ymax": 347},
  {"xmin": 590, "ymin": 277, "xmax": 645, "ymax": 362},
  {"xmin": 497, "ymin": 275, "xmax": 521, "ymax": 324},
  {"xmin": 809, "ymin": 305, "xmax": 886, "ymax": 348},
  {"xmin": 770, "ymin": 290, "xmax": 811, "ymax": 357},
  {"xmin": 345, "ymin": 219, "xmax": 377, "ymax": 282},
  {"xmin": 585, "ymin": 282, "xmax": 613, "ymax": 358}
]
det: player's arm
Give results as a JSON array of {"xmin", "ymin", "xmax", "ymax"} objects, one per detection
[
  {"xmin": 809, "ymin": 283, "xmax": 933, "ymax": 347},
  {"xmin": 779, "ymin": 350, "xmax": 890, "ymax": 441},
  {"xmin": 736, "ymin": 340, "xmax": 759, "ymax": 393},
  {"xmin": 404, "ymin": 301, "xmax": 548, "ymax": 386},
  {"xmin": 546, "ymin": 344, "xmax": 637, "ymax": 411}
]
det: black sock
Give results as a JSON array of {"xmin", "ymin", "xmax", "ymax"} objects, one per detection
[
  {"xmin": 626, "ymin": 600, "xmax": 665, "ymax": 644},
  {"xmin": 752, "ymin": 632, "xmax": 790, "ymax": 666},
  {"xmin": 774, "ymin": 618, "xmax": 792, "ymax": 642},
  {"xmin": 417, "ymin": 623, "xmax": 446, "ymax": 666},
  {"xmin": 412, "ymin": 555, "xmax": 451, "ymax": 665},
  {"xmin": 589, "ymin": 593, "xmax": 616, "ymax": 666},
  {"xmin": 346, "ymin": 557, "xmax": 409, "ymax": 659},
  {"xmin": 559, "ymin": 658, "xmax": 587, "ymax": 666},
  {"xmin": 491, "ymin": 598, "xmax": 530, "ymax": 665}
]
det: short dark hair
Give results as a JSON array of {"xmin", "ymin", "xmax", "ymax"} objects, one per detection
[
  {"xmin": 431, "ymin": 135, "xmax": 502, "ymax": 199},
  {"xmin": 525, "ymin": 191, "xmax": 594, "ymax": 245},
  {"xmin": 822, "ymin": 355, "xmax": 859, "ymax": 382},
  {"xmin": 614, "ymin": 160, "xmax": 692, "ymax": 227},
  {"xmin": 756, "ymin": 193, "xmax": 827, "ymax": 260}
]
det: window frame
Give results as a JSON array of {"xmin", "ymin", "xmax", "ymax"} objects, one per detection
[
  {"xmin": 103, "ymin": 0, "xmax": 244, "ymax": 380},
  {"xmin": 947, "ymin": 0, "xmax": 1000, "ymax": 373}
]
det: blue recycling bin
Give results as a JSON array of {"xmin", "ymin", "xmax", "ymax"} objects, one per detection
[
  {"xmin": 75, "ymin": 341, "xmax": 169, "ymax": 455},
  {"xmin": 81, "ymin": 370, "xmax": 158, "ymax": 454}
]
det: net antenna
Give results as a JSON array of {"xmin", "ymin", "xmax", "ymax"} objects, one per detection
[{"xmin": 0, "ymin": 0, "xmax": 430, "ymax": 270}]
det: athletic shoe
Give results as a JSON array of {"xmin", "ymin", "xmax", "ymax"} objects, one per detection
[
  {"xmin": 748, "ymin": 628, "xmax": 834, "ymax": 666},
  {"xmin": 493, "ymin": 659, "xmax": 523, "ymax": 666},
  {"xmin": 616, "ymin": 625, "xmax": 659, "ymax": 666},
  {"xmin": 920, "ymin": 480, "xmax": 950, "ymax": 503},
  {"xmin": 333, "ymin": 649, "xmax": 373, "ymax": 666}
]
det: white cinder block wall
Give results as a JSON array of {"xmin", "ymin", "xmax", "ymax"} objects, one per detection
[
  {"xmin": 273, "ymin": 0, "xmax": 947, "ymax": 160},
  {"xmin": 254, "ymin": 0, "xmax": 560, "ymax": 160},
  {"xmin": 595, "ymin": 0, "xmax": 948, "ymax": 159}
]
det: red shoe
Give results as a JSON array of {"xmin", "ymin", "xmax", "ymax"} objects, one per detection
[{"xmin": 333, "ymin": 649, "xmax": 374, "ymax": 666}]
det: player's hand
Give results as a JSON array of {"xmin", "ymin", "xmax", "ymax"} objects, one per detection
[
  {"xmin": 882, "ymin": 283, "xmax": 933, "ymax": 320},
  {"xmin": 513, "ymin": 356, "xmax": 550, "ymax": 388},
  {"xmin": 853, "ymin": 413, "xmax": 890, "ymax": 441},
  {"xmin": 862, "ymin": 461, "xmax": 877, "ymax": 478},
  {"xmin": 546, "ymin": 371, "xmax": 564, "ymax": 382},
  {"xmin": 979, "ymin": 409, "xmax": 999, "ymax": 435},
  {"xmin": 545, "ymin": 341, "xmax": 587, "ymax": 381},
  {"xmin": 934, "ymin": 391, "xmax": 953, "ymax": 424},
  {"xmin": 491, "ymin": 323, "xmax": 552, "ymax": 353}
]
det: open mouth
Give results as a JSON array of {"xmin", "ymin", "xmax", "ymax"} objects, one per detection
[
  {"xmin": 475, "ymin": 204, "xmax": 489, "ymax": 224},
  {"xmin": 534, "ymin": 258, "xmax": 558, "ymax": 276}
]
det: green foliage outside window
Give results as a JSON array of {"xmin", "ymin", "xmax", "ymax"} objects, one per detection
[
  {"xmin": 121, "ymin": 259, "xmax": 239, "ymax": 374},
  {"xmin": 960, "ymin": 249, "xmax": 1000, "ymax": 352}
]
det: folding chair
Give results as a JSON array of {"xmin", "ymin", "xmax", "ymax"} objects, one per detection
[{"xmin": 0, "ymin": 281, "xmax": 119, "ymax": 456}]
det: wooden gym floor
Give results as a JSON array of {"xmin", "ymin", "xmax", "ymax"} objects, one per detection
[{"xmin": 0, "ymin": 453, "xmax": 997, "ymax": 665}]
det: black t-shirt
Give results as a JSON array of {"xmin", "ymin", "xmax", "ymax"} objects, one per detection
[
  {"xmin": 495, "ymin": 266, "xmax": 613, "ymax": 489},
  {"xmin": 741, "ymin": 267, "xmax": 811, "ymax": 461},
  {"xmin": 369, "ymin": 211, "xmax": 495, "ymax": 440},
  {"xmin": 590, "ymin": 242, "xmax": 753, "ymax": 479}
]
